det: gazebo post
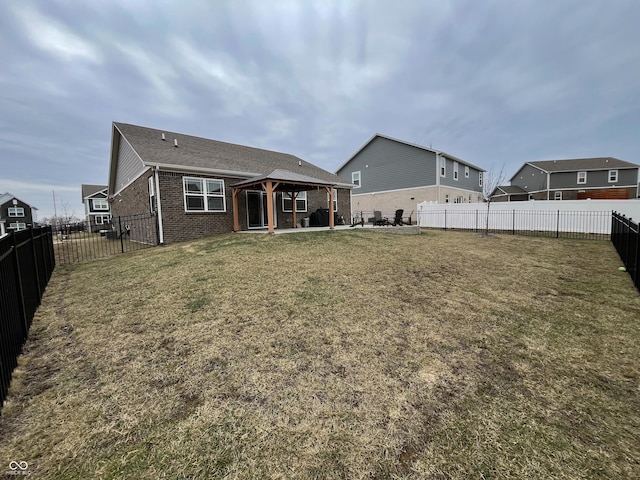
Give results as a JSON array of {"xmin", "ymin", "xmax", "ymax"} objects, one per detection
[
  {"xmin": 291, "ymin": 191, "xmax": 297, "ymax": 228},
  {"xmin": 232, "ymin": 188, "xmax": 240, "ymax": 232},
  {"xmin": 328, "ymin": 186, "xmax": 335, "ymax": 230}
]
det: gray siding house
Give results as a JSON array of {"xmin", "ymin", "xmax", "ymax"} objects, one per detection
[
  {"xmin": 81, "ymin": 184, "xmax": 111, "ymax": 232},
  {"xmin": 336, "ymin": 134, "xmax": 485, "ymax": 217},
  {"xmin": 502, "ymin": 157, "xmax": 640, "ymax": 201},
  {"xmin": 108, "ymin": 122, "xmax": 352, "ymax": 244}
]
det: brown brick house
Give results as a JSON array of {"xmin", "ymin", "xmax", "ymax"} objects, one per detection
[{"xmin": 107, "ymin": 122, "xmax": 352, "ymax": 244}]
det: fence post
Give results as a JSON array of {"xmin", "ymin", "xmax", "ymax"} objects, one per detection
[
  {"xmin": 30, "ymin": 227, "xmax": 42, "ymax": 302},
  {"xmin": 475, "ymin": 210, "xmax": 478, "ymax": 232},
  {"xmin": 118, "ymin": 216, "xmax": 125, "ymax": 253},
  {"xmin": 444, "ymin": 210, "xmax": 447, "ymax": 230},
  {"xmin": 556, "ymin": 210, "xmax": 560, "ymax": 238},
  {"xmin": 512, "ymin": 210, "xmax": 515, "ymax": 235},
  {"xmin": 10, "ymin": 233, "xmax": 29, "ymax": 340}
]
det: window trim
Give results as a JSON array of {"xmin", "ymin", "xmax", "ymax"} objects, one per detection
[
  {"xmin": 8, "ymin": 206, "xmax": 25, "ymax": 217},
  {"xmin": 440, "ymin": 157, "xmax": 446, "ymax": 177},
  {"xmin": 479, "ymin": 172, "xmax": 483, "ymax": 187},
  {"xmin": 183, "ymin": 176, "xmax": 226, "ymax": 213},
  {"xmin": 352, "ymin": 171, "xmax": 361, "ymax": 188},
  {"xmin": 464, "ymin": 165, "xmax": 470, "ymax": 178},
  {"xmin": 282, "ymin": 191, "xmax": 308, "ymax": 213},
  {"xmin": 92, "ymin": 198, "xmax": 109, "ymax": 211},
  {"xmin": 608, "ymin": 170, "xmax": 618, "ymax": 183},
  {"xmin": 453, "ymin": 162, "xmax": 459, "ymax": 181},
  {"xmin": 148, "ymin": 176, "xmax": 155, "ymax": 212},
  {"xmin": 326, "ymin": 190, "xmax": 338, "ymax": 212},
  {"xmin": 9, "ymin": 222, "xmax": 26, "ymax": 230},
  {"xmin": 554, "ymin": 191, "xmax": 563, "ymax": 200},
  {"xmin": 577, "ymin": 171, "xmax": 587, "ymax": 184}
]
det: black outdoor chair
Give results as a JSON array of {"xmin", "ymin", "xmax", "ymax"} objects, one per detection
[
  {"xmin": 392, "ymin": 209, "xmax": 414, "ymax": 226},
  {"xmin": 373, "ymin": 210, "xmax": 390, "ymax": 226}
]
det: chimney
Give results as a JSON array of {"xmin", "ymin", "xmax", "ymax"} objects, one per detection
[
  {"xmin": 161, "ymin": 133, "xmax": 166, "ymax": 141},
  {"xmin": 174, "ymin": 139, "xmax": 178, "ymax": 147}
]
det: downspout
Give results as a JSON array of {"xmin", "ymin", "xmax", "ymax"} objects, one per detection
[{"xmin": 154, "ymin": 166, "xmax": 164, "ymax": 245}]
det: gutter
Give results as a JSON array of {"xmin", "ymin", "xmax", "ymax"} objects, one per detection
[{"xmin": 154, "ymin": 166, "xmax": 164, "ymax": 245}]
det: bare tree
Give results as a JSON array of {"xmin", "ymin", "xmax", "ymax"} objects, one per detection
[{"xmin": 480, "ymin": 166, "xmax": 505, "ymax": 236}]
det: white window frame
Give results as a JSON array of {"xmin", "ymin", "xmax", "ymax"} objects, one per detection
[
  {"xmin": 554, "ymin": 191, "xmax": 563, "ymax": 200},
  {"xmin": 326, "ymin": 190, "xmax": 338, "ymax": 212},
  {"xmin": 608, "ymin": 170, "xmax": 618, "ymax": 183},
  {"xmin": 479, "ymin": 172, "xmax": 483, "ymax": 187},
  {"xmin": 577, "ymin": 171, "xmax": 587, "ymax": 184},
  {"xmin": 9, "ymin": 222, "xmax": 26, "ymax": 230},
  {"xmin": 183, "ymin": 177, "xmax": 226, "ymax": 212},
  {"xmin": 440, "ymin": 157, "xmax": 446, "ymax": 177},
  {"xmin": 148, "ymin": 176, "xmax": 155, "ymax": 212},
  {"xmin": 453, "ymin": 162, "xmax": 459, "ymax": 181},
  {"xmin": 444, "ymin": 194, "xmax": 449, "ymax": 203},
  {"xmin": 282, "ymin": 191, "xmax": 307, "ymax": 212},
  {"xmin": 352, "ymin": 171, "xmax": 361, "ymax": 188},
  {"xmin": 8, "ymin": 207, "xmax": 24, "ymax": 217},
  {"xmin": 465, "ymin": 166, "xmax": 470, "ymax": 178},
  {"xmin": 92, "ymin": 198, "xmax": 109, "ymax": 211}
]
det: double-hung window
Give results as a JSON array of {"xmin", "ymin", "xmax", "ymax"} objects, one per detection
[
  {"xmin": 326, "ymin": 190, "xmax": 338, "ymax": 212},
  {"xmin": 465, "ymin": 166, "xmax": 470, "ymax": 178},
  {"xmin": 608, "ymin": 170, "xmax": 618, "ymax": 183},
  {"xmin": 282, "ymin": 191, "xmax": 307, "ymax": 212},
  {"xmin": 8, "ymin": 207, "xmax": 24, "ymax": 217},
  {"xmin": 479, "ymin": 172, "xmax": 483, "ymax": 187},
  {"xmin": 9, "ymin": 222, "xmax": 26, "ymax": 230},
  {"xmin": 148, "ymin": 177, "xmax": 155, "ymax": 212},
  {"xmin": 352, "ymin": 171, "xmax": 361, "ymax": 188},
  {"xmin": 440, "ymin": 157, "xmax": 446, "ymax": 177},
  {"xmin": 183, "ymin": 177, "xmax": 226, "ymax": 212},
  {"xmin": 453, "ymin": 162, "xmax": 459, "ymax": 181},
  {"xmin": 93, "ymin": 198, "xmax": 109, "ymax": 210},
  {"xmin": 577, "ymin": 171, "xmax": 587, "ymax": 184}
]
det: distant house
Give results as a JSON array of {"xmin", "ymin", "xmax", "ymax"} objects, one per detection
[
  {"xmin": 0, "ymin": 193, "xmax": 37, "ymax": 232},
  {"xmin": 107, "ymin": 122, "xmax": 352, "ymax": 244},
  {"xmin": 81, "ymin": 184, "xmax": 111, "ymax": 232},
  {"xmin": 497, "ymin": 157, "xmax": 640, "ymax": 201},
  {"xmin": 336, "ymin": 134, "xmax": 485, "ymax": 216}
]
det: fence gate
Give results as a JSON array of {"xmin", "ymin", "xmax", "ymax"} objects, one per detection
[{"xmin": 53, "ymin": 212, "xmax": 159, "ymax": 265}]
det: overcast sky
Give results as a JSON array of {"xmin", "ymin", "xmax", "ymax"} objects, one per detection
[{"xmin": 1, "ymin": 0, "xmax": 639, "ymax": 220}]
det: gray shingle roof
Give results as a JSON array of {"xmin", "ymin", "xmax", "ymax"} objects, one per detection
[
  {"xmin": 81, "ymin": 184, "xmax": 108, "ymax": 200},
  {"xmin": 528, "ymin": 157, "xmax": 639, "ymax": 172},
  {"xmin": 114, "ymin": 123, "xmax": 350, "ymax": 186},
  {"xmin": 495, "ymin": 185, "xmax": 528, "ymax": 195},
  {"xmin": 232, "ymin": 169, "xmax": 336, "ymax": 189}
]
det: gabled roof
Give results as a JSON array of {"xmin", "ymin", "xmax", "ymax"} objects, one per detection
[
  {"xmin": 0, "ymin": 192, "xmax": 38, "ymax": 210},
  {"xmin": 81, "ymin": 184, "xmax": 108, "ymax": 201},
  {"xmin": 110, "ymin": 123, "xmax": 351, "ymax": 192},
  {"xmin": 494, "ymin": 185, "xmax": 528, "ymax": 195},
  {"xmin": 336, "ymin": 133, "xmax": 486, "ymax": 173},
  {"xmin": 527, "ymin": 157, "xmax": 638, "ymax": 173}
]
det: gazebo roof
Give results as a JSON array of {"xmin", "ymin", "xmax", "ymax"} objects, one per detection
[{"xmin": 232, "ymin": 169, "xmax": 336, "ymax": 192}]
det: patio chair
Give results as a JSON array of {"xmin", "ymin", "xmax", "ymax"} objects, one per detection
[{"xmin": 373, "ymin": 210, "xmax": 390, "ymax": 226}]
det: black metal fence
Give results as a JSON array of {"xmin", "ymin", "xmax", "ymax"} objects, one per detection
[
  {"xmin": 1, "ymin": 226, "xmax": 55, "ymax": 410},
  {"xmin": 611, "ymin": 212, "xmax": 639, "ymax": 292},
  {"xmin": 417, "ymin": 209, "xmax": 611, "ymax": 240},
  {"xmin": 53, "ymin": 212, "xmax": 158, "ymax": 265}
]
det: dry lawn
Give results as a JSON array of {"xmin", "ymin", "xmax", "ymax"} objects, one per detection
[{"xmin": 1, "ymin": 230, "xmax": 639, "ymax": 479}]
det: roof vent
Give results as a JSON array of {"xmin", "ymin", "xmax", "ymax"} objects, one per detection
[
  {"xmin": 161, "ymin": 133, "xmax": 166, "ymax": 141},
  {"xmin": 174, "ymin": 139, "xmax": 178, "ymax": 147}
]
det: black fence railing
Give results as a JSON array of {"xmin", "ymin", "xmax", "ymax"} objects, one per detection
[
  {"xmin": 417, "ymin": 209, "xmax": 611, "ymax": 240},
  {"xmin": 1, "ymin": 226, "xmax": 55, "ymax": 410},
  {"xmin": 611, "ymin": 212, "xmax": 639, "ymax": 292},
  {"xmin": 53, "ymin": 212, "xmax": 159, "ymax": 265}
]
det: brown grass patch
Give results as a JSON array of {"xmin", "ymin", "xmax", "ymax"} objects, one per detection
[{"xmin": 1, "ymin": 230, "xmax": 639, "ymax": 478}]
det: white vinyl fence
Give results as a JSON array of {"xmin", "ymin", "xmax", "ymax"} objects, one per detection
[{"xmin": 417, "ymin": 199, "xmax": 640, "ymax": 237}]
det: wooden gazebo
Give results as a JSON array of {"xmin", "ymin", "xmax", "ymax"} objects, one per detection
[{"xmin": 231, "ymin": 169, "xmax": 337, "ymax": 233}]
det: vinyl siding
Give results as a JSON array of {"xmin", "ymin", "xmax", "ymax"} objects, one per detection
[
  {"xmin": 337, "ymin": 137, "xmax": 437, "ymax": 194},
  {"xmin": 440, "ymin": 158, "xmax": 483, "ymax": 192},
  {"xmin": 114, "ymin": 135, "xmax": 146, "ymax": 194},
  {"xmin": 511, "ymin": 164, "xmax": 548, "ymax": 192},
  {"xmin": 550, "ymin": 168, "xmax": 639, "ymax": 189}
]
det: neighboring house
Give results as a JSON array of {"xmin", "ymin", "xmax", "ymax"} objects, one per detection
[
  {"xmin": 491, "ymin": 185, "xmax": 529, "ymax": 202},
  {"xmin": 0, "ymin": 193, "xmax": 37, "ymax": 231},
  {"xmin": 497, "ymin": 157, "xmax": 640, "ymax": 201},
  {"xmin": 108, "ymin": 122, "xmax": 352, "ymax": 244},
  {"xmin": 336, "ymin": 134, "xmax": 486, "ymax": 216},
  {"xmin": 81, "ymin": 184, "xmax": 112, "ymax": 232}
]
